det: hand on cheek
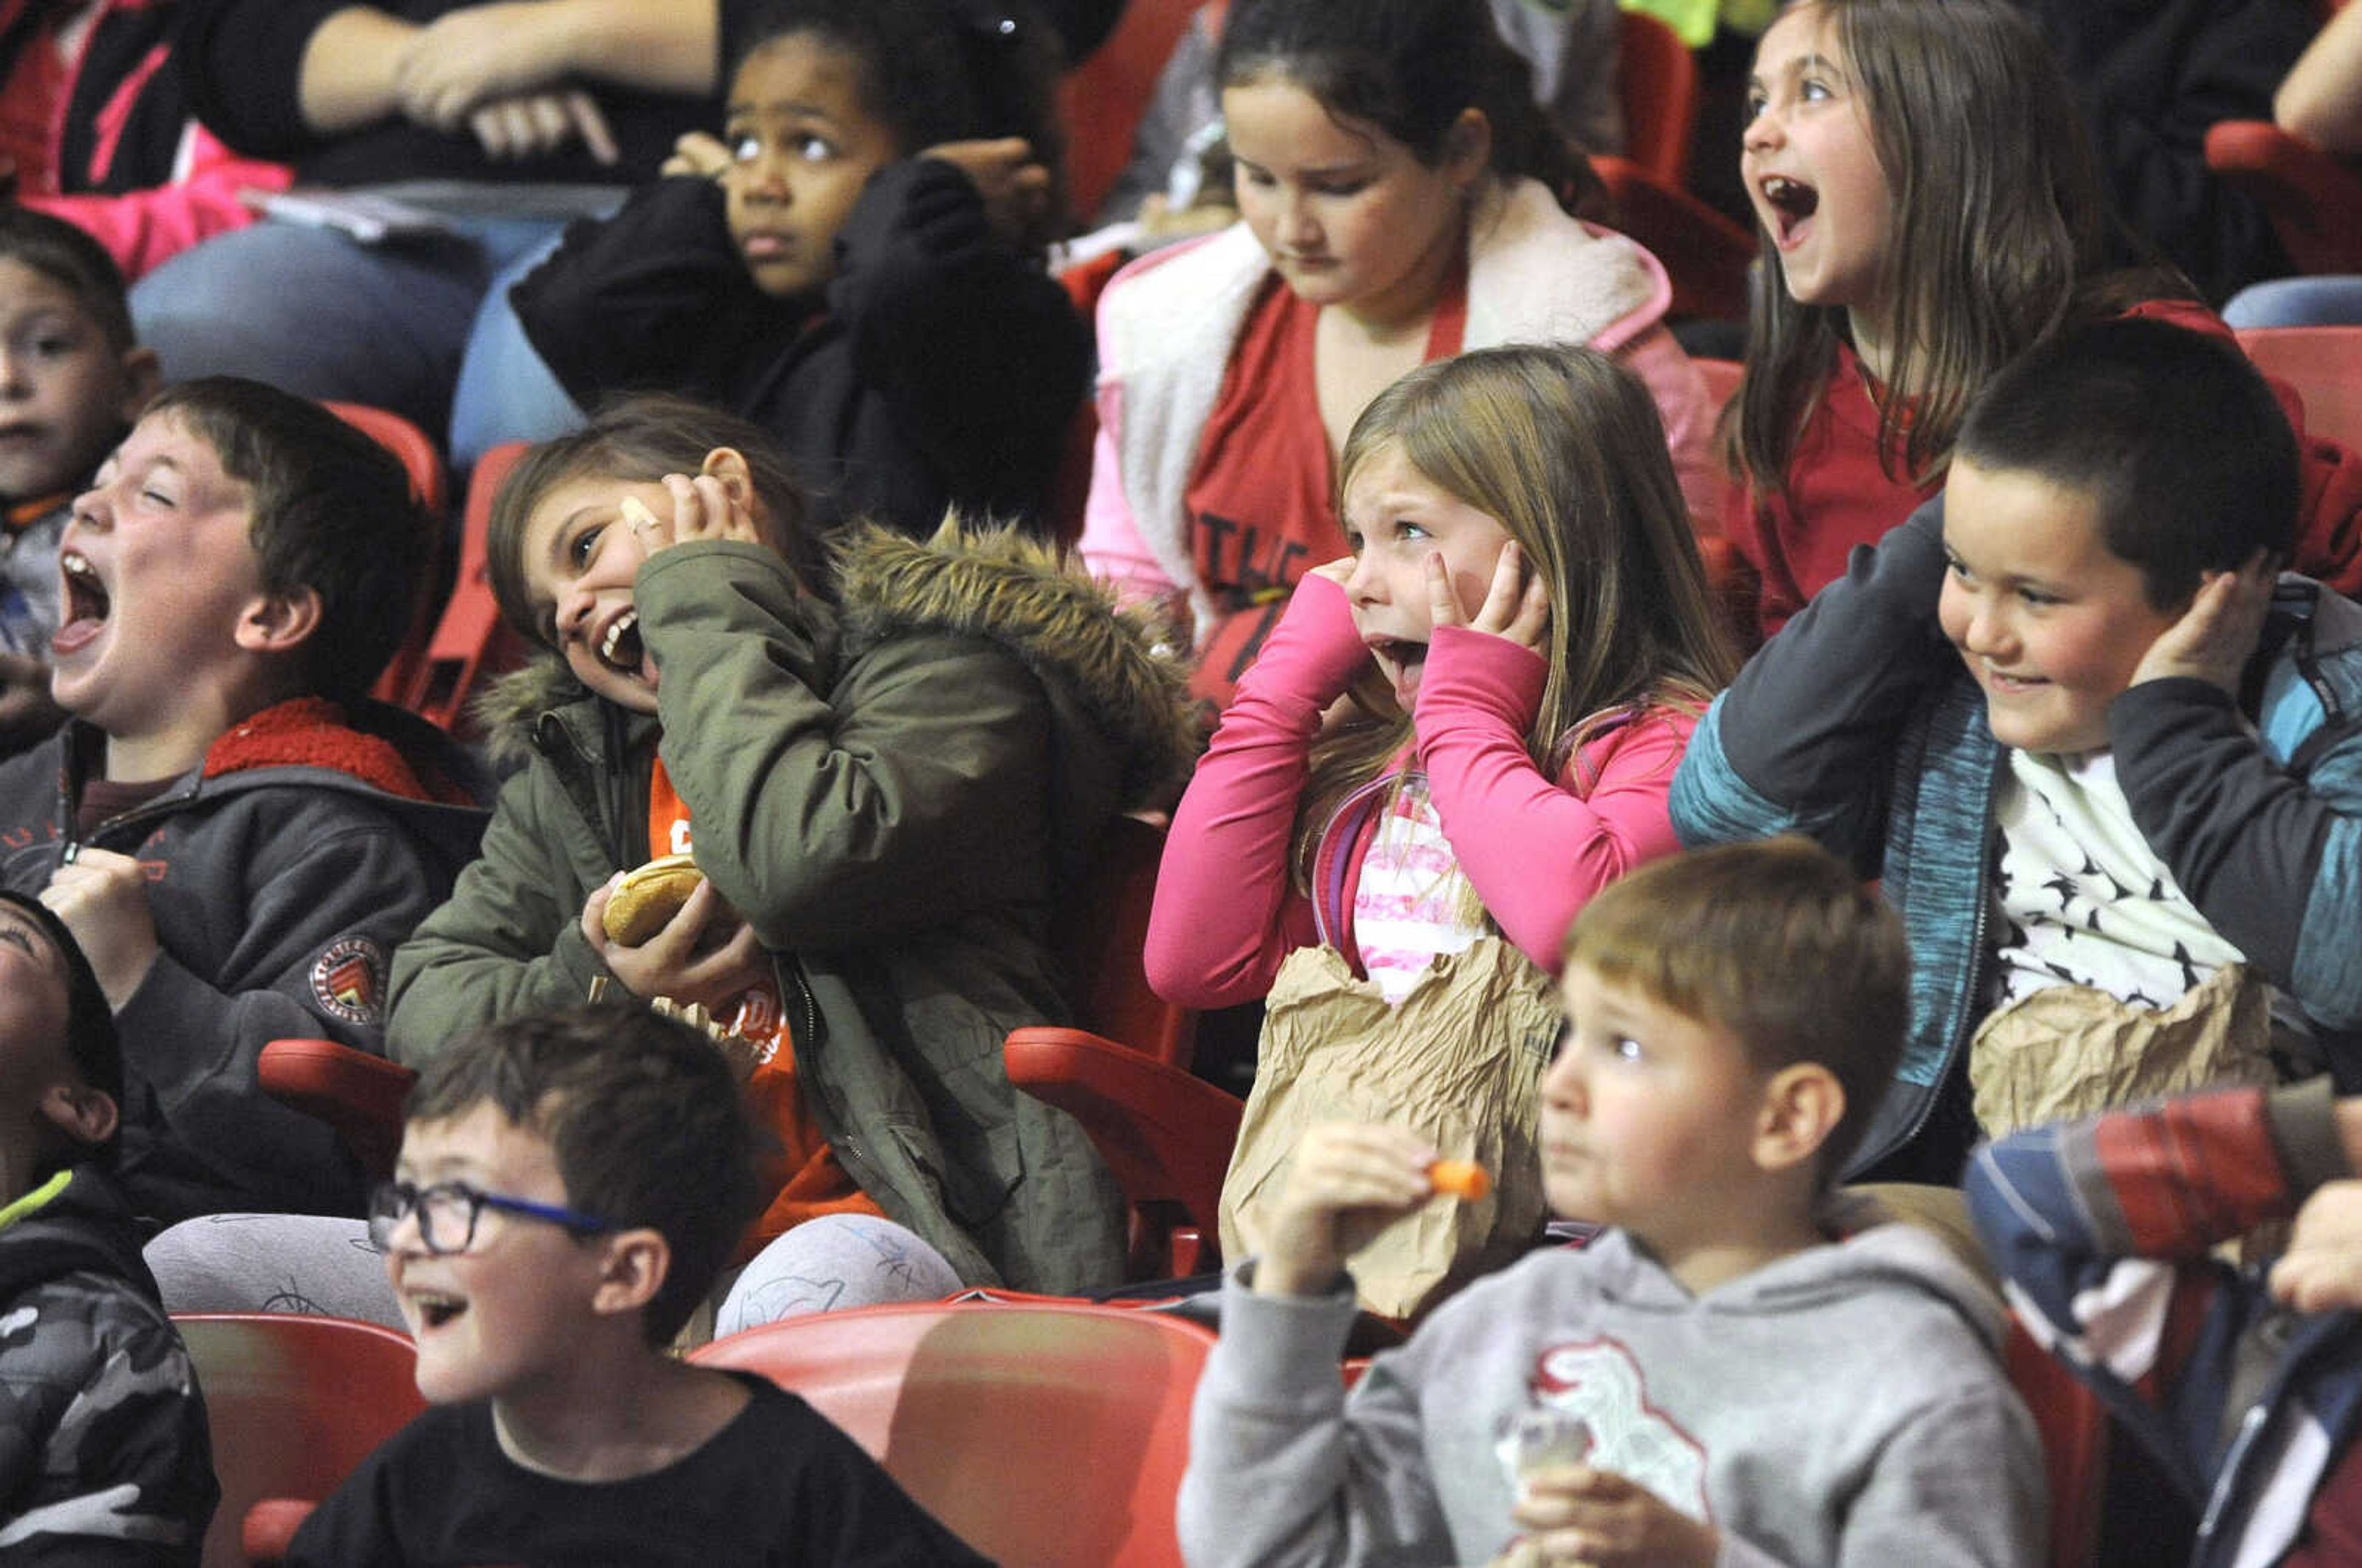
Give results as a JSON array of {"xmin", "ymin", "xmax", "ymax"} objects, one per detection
[
  {"xmin": 2129, "ymin": 549, "xmax": 2277, "ymax": 694},
  {"xmin": 1430, "ymin": 542, "xmax": 1551, "ymax": 653}
]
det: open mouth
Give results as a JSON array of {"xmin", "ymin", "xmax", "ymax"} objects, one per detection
[
  {"xmin": 597, "ymin": 609, "xmax": 644, "ymax": 675},
  {"xmin": 412, "ymin": 1291, "xmax": 468, "ymax": 1331},
  {"xmin": 57, "ymin": 551, "xmax": 108, "ymax": 636},
  {"xmin": 1759, "ymin": 175, "xmax": 1819, "ymax": 244},
  {"xmin": 1369, "ymin": 636, "xmax": 1429, "ymax": 693}
]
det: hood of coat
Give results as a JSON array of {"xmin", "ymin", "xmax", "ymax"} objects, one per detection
[
  {"xmin": 830, "ymin": 520, "xmax": 1196, "ymax": 810},
  {"xmin": 477, "ymin": 520, "xmax": 1196, "ymax": 808}
]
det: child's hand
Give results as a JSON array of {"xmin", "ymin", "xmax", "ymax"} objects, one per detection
[
  {"xmin": 1306, "ymin": 556, "xmax": 1358, "ymax": 592},
  {"xmin": 624, "ymin": 474, "xmax": 763, "ymax": 558},
  {"xmin": 921, "ymin": 138, "xmax": 1051, "ymax": 248},
  {"xmin": 41, "ymin": 847, "xmax": 157, "ymax": 1011},
  {"xmin": 581, "ymin": 875, "xmax": 770, "ymax": 1011},
  {"xmin": 665, "ymin": 130, "xmax": 733, "ymax": 181},
  {"xmin": 1430, "ymin": 541, "xmax": 1550, "ymax": 654},
  {"xmin": 1498, "ymin": 1465, "xmax": 1719, "ymax": 1567},
  {"xmin": 1254, "ymin": 1122, "xmax": 1437, "ymax": 1297},
  {"xmin": 2269, "ymin": 1179, "xmax": 2362, "ymax": 1312},
  {"xmin": 2130, "ymin": 549, "xmax": 2277, "ymax": 695}
]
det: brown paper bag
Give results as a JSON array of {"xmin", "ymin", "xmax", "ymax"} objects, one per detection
[
  {"xmin": 1970, "ymin": 961, "xmax": 2278, "ymax": 1138},
  {"xmin": 1219, "ymin": 936, "xmax": 1558, "ymax": 1319}
]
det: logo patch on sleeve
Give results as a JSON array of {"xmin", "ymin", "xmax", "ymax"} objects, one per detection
[{"xmin": 310, "ymin": 937, "xmax": 388, "ymax": 1025}]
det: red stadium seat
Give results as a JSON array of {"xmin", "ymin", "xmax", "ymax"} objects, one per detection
[
  {"xmin": 692, "ymin": 1299, "xmax": 1213, "ymax": 1567},
  {"xmin": 174, "ymin": 1312, "xmax": 423, "ymax": 1567}
]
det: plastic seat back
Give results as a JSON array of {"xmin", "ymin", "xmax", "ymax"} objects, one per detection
[
  {"xmin": 2238, "ymin": 325, "xmax": 2362, "ymax": 452},
  {"xmin": 1617, "ymin": 8, "xmax": 1699, "ymax": 187},
  {"xmin": 1056, "ymin": 0, "xmax": 1204, "ymax": 222},
  {"xmin": 175, "ymin": 1312, "xmax": 424, "ymax": 1567},
  {"xmin": 403, "ymin": 438, "xmax": 531, "ymax": 736},
  {"xmin": 1056, "ymin": 813, "xmax": 1195, "ymax": 1068},
  {"xmin": 692, "ymin": 1300, "xmax": 1212, "ymax": 1567},
  {"xmin": 324, "ymin": 402, "xmax": 448, "ymax": 712}
]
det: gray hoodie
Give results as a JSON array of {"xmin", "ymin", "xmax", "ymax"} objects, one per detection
[{"xmin": 1179, "ymin": 1224, "xmax": 2044, "ymax": 1567}]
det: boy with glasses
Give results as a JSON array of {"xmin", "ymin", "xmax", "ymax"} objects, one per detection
[{"xmin": 287, "ymin": 1003, "xmax": 990, "ymax": 1566}]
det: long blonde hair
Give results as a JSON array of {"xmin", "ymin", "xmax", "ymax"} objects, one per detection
[{"xmin": 1292, "ymin": 345, "xmax": 1737, "ymax": 886}]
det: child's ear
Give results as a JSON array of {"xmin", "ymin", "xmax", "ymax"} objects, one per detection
[
  {"xmin": 117, "ymin": 348, "xmax": 161, "ymax": 423},
  {"xmin": 1443, "ymin": 108, "xmax": 1493, "ymax": 188},
  {"xmin": 699, "ymin": 448, "xmax": 755, "ymax": 506},
  {"xmin": 699, "ymin": 447, "xmax": 769, "ymax": 534},
  {"xmin": 36, "ymin": 1080, "xmax": 117, "ymax": 1148},
  {"xmin": 589, "ymin": 1226, "xmax": 671, "ymax": 1320},
  {"xmin": 1752, "ymin": 1063, "xmax": 1845, "ymax": 1176},
  {"xmin": 232, "ymin": 587, "xmax": 324, "ymax": 658}
]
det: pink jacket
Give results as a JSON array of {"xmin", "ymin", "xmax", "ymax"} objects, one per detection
[
  {"xmin": 5, "ymin": 0, "xmax": 291, "ymax": 278},
  {"xmin": 1145, "ymin": 574, "xmax": 1698, "ymax": 1008}
]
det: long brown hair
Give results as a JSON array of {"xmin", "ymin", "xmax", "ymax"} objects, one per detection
[
  {"xmin": 1733, "ymin": 0, "xmax": 2190, "ymax": 506},
  {"xmin": 1292, "ymin": 346, "xmax": 1737, "ymax": 885},
  {"xmin": 487, "ymin": 394, "xmax": 819, "ymax": 651}
]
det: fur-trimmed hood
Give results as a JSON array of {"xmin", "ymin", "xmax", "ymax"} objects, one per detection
[
  {"xmin": 830, "ymin": 520, "xmax": 1195, "ymax": 808},
  {"xmin": 477, "ymin": 521, "xmax": 1196, "ymax": 808}
]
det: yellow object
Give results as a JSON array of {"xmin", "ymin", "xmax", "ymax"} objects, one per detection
[{"xmin": 1618, "ymin": 0, "xmax": 1773, "ymax": 47}]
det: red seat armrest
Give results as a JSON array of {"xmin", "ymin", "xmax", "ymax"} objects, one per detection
[
  {"xmin": 1004, "ymin": 1026, "xmax": 1243, "ymax": 1242},
  {"xmin": 2204, "ymin": 121, "xmax": 2362, "ymax": 276},
  {"xmin": 242, "ymin": 1498, "xmax": 317, "ymax": 1564},
  {"xmin": 258, "ymin": 1038, "xmax": 417, "ymax": 1181}
]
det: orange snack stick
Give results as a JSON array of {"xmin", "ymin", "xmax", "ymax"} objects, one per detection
[{"xmin": 1427, "ymin": 1159, "xmax": 1492, "ymax": 1201}]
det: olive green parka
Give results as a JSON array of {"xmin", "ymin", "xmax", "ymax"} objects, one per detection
[{"xmin": 386, "ymin": 522, "xmax": 1194, "ymax": 1293}]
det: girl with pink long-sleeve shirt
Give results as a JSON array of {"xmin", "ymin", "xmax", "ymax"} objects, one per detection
[{"xmin": 1148, "ymin": 346, "xmax": 1737, "ymax": 1015}]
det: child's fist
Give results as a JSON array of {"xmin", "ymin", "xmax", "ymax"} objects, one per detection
[
  {"xmin": 1500, "ymin": 1465, "xmax": 1719, "ymax": 1567},
  {"xmin": 1253, "ymin": 1122, "xmax": 1437, "ymax": 1299},
  {"xmin": 2270, "ymin": 1179, "xmax": 2362, "ymax": 1313},
  {"xmin": 41, "ymin": 846, "xmax": 157, "ymax": 1009}
]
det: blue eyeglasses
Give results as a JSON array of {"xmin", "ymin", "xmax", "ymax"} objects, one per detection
[{"xmin": 368, "ymin": 1179, "xmax": 611, "ymax": 1256}]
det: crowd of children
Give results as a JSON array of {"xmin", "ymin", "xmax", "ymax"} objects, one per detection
[{"xmin": 5, "ymin": 0, "xmax": 2362, "ymax": 1559}]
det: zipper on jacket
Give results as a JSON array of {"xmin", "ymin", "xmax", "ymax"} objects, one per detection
[
  {"xmin": 2197, "ymin": 1401, "xmax": 2270, "ymax": 1547},
  {"xmin": 1861, "ymin": 739, "xmax": 2004, "ymax": 1173}
]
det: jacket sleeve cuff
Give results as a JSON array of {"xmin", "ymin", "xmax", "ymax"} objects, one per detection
[
  {"xmin": 1219, "ymin": 1260, "xmax": 1361, "ymax": 1395},
  {"xmin": 1415, "ymin": 626, "xmax": 1545, "ymax": 731},
  {"xmin": 1233, "ymin": 576, "xmax": 1372, "ymax": 711},
  {"xmin": 2267, "ymin": 1076, "xmax": 2352, "ymax": 1195}
]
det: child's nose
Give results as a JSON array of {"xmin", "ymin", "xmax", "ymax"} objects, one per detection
[
  {"xmin": 554, "ymin": 586, "xmax": 596, "ymax": 641},
  {"xmin": 1741, "ymin": 101, "xmax": 1783, "ymax": 154},
  {"xmin": 65, "ymin": 485, "xmax": 109, "ymax": 531},
  {"xmin": 1541, "ymin": 1049, "xmax": 1587, "ymax": 1115},
  {"xmin": 0, "ymin": 346, "xmax": 28, "ymax": 394},
  {"xmin": 741, "ymin": 150, "xmax": 792, "ymax": 200},
  {"xmin": 1962, "ymin": 597, "xmax": 2016, "ymax": 657},
  {"xmin": 1278, "ymin": 191, "xmax": 1321, "ymax": 249}
]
